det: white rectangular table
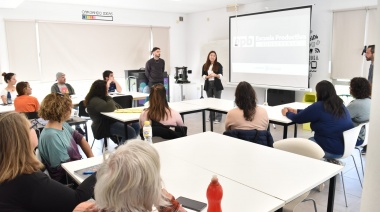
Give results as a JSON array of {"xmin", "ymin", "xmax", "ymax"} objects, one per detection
[
  {"xmin": 181, "ymin": 98, "xmax": 310, "ymax": 138},
  {"xmin": 62, "ymin": 150, "xmax": 285, "ymax": 212},
  {"xmin": 0, "ymin": 104, "xmax": 15, "ymax": 113},
  {"xmin": 154, "ymin": 132, "xmax": 343, "ymax": 212}
]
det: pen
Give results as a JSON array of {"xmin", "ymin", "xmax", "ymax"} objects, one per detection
[{"xmin": 83, "ymin": 171, "xmax": 95, "ymax": 175}]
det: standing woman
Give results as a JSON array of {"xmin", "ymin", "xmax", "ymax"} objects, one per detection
[
  {"xmin": 1, "ymin": 72, "xmax": 17, "ymax": 104},
  {"xmin": 202, "ymin": 51, "xmax": 224, "ymax": 123},
  {"xmin": 282, "ymin": 80, "xmax": 353, "ymax": 159},
  {"xmin": 14, "ymin": 81, "xmax": 40, "ymax": 112}
]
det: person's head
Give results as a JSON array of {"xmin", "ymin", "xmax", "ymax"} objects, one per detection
[
  {"xmin": 84, "ymin": 80, "xmax": 108, "ymax": 106},
  {"xmin": 350, "ymin": 77, "xmax": 371, "ymax": 99},
  {"xmin": 0, "ymin": 112, "xmax": 43, "ymax": 183},
  {"xmin": 39, "ymin": 93, "xmax": 72, "ymax": 122},
  {"xmin": 235, "ymin": 81, "xmax": 257, "ymax": 121},
  {"xmin": 151, "ymin": 47, "xmax": 161, "ymax": 59},
  {"xmin": 103, "ymin": 70, "xmax": 113, "ymax": 81},
  {"xmin": 16, "ymin": 81, "xmax": 32, "ymax": 96},
  {"xmin": 95, "ymin": 140, "xmax": 166, "ymax": 211},
  {"xmin": 56, "ymin": 72, "xmax": 66, "ymax": 84},
  {"xmin": 365, "ymin": 45, "xmax": 375, "ymax": 62},
  {"xmin": 316, "ymin": 80, "xmax": 345, "ymax": 117},
  {"xmin": 204, "ymin": 51, "xmax": 219, "ymax": 73},
  {"xmin": 2, "ymin": 72, "xmax": 16, "ymax": 85},
  {"xmin": 147, "ymin": 83, "xmax": 170, "ymax": 122}
]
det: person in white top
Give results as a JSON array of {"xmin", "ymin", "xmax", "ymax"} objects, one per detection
[
  {"xmin": 202, "ymin": 51, "xmax": 224, "ymax": 123},
  {"xmin": 1, "ymin": 72, "xmax": 17, "ymax": 104},
  {"xmin": 139, "ymin": 83, "xmax": 184, "ymax": 128}
]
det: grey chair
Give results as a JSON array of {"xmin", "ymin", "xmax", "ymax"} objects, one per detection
[{"xmin": 274, "ymin": 138, "xmax": 324, "ymax": 212}]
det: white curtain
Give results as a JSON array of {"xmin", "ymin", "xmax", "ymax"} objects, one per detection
[
  {"xmin": 38, "ymin": 22, "xmax": 151, "ymax": 81},
  {"xmin": 5, "ymin": 20, "xmax": 40, "ymax": 81},
  {"xmin": 331, "ymin": 10, "xmax": 367, "ymax": 80}
]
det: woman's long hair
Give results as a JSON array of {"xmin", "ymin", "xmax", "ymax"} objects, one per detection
[
  {"xmin": 203, "ymin": 51, "xmax": 219, "ymax": 73},
  {"xmin": 0, "ymin": 112, "xmax": 43, "ymax": 183},
  {"xmin": 147, "ymin": 84, "xmax": 171, "ymax": 122},
  {"xmin": 84, "ymin": 80, "xmax": 107, "ymax": 107},
  {"xmin": 316, "ymin": 80, "xmax": 345, "ymax": 117},
  {"xmin": 235, "ymin": 81, "xmax": 257, "ymax": 121}
]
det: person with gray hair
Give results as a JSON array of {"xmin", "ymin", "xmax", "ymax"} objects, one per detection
[
  {"xmin": 51, "ymin": 72, "xmax": 75, "ymax": 95},
  {"xmin": 74, "ymin": 140, "xmax": 186, "ymax": 212}
]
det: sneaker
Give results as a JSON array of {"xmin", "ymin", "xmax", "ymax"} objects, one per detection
[{"xmin": 214, "ymin": 120, "xmax": 220, "ymax": 124}]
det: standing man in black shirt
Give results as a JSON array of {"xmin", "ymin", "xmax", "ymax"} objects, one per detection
[
  {"xmin": 145, "ymin": 47, "xmax": 165, "ymax": 88},
  {"xmin": 365, "ymin": 45, "xmax": 375, "ymax": 85}
]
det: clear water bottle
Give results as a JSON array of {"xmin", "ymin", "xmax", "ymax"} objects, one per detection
[
  {"xmin": 143, "ymin": 121, "xmax": 152, "ymax": 144},
  {"xmin": 6, "ymin": 91, "xmax": 12, "ymax": 105}
]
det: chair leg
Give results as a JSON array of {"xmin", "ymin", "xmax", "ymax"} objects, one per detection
[
  {"xmin": 90, "ymin": 139, "xmax": 95, "ymax": 149},
  {"xmin": 357, "ymin": 147, "xmax": 365, "ymax": 176},
  {"xmin": 303, "ymin": 198, "xmax": 317, "ymax": 212},
  {"xmin": 351, "ymin": 155, "xmax": 363, "ymax": 187},
  {"xmin": 340, "ymin": 171, "xmax": 348, "ymax": 207}
]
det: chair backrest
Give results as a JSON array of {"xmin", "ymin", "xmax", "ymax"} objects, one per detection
[
  {"xmin": 342, "ymin": 124, "xmax": 363, "ymax": 158},
  {"xmin": 274, "ymin": 138, "xmax": 325, "ymax": 159},
  {"xmin": 113, "ymin": 95, "xmax": 133, "ymax": 109},
  {"xmin": 78, "ymin": 100, "xmax": 89, "ymax": 117},
  {"xmin": 223, "ymin": 129, "xmax": 274, "ymax": 147},
  {"xmin": 359, "ymin": 122, "xmax": 370, "ymax": 147},
  {"xmin": 23, "ymin": 111, "xmax": 39, "ymax": 119}
]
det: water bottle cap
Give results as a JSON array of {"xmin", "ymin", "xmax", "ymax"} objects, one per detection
[
  {"xmin": 211, "ymin": 175, "xmax": 219, "ymax": 182},
  {"xmin": 144, "ymin": 121, "xmax": 151, "ymax": 125}
]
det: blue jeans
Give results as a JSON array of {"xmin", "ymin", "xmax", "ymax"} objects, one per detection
[
  {"xmin": 110, "ymin": 122, "xmax": 140, "ymax": 143},
  {"xmin": 309, "ymin": 137, "xmax": 343, "ymax": 159}
]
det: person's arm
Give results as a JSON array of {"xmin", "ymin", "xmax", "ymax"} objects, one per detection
[
  {"xmin": 113, "ymin": 79, "xmax": 122, "ymax": 93},
  {"xmin": 145, "ymin": 61, "xmax": 150, "ymax": 79},
  {"xmin": 51, "ymin": 84, "xmax": 59, "ymax": 93},
  {"xmin": 285, "ymin": 103, "xmax": 319, "ymax": 124},
  {"xmin": 78, "ymin": 137, "xmax": 94, "ymax": 158},
  {"xmin": 139, "ymin": 109, "xmax": 148, "ymax": 128},
  {"xmin": 68, "ymin": 84, "xmax": 75, "ymax": 95},
  {"xmin": 171, "ymin": 109, "xmax": 184, "ymax": 126},
  {"xmin": 28, "ymin": 172, "xmax": 96, "ymax": 212},
  {"xmin": 34, "ymin": 97, "xmax": 40, "ymax": 111},
  {"xmin": 1, "ymin": 95, "xmax": 6, "ymax": 104},
  {"xmin": 225, "ymin": 111, "xmax": 232, "ymax": 130},
  {"xmin": 92, "ymin": 96, "xmax": 116, "ymax": 112},
  {"xmin": 216, "ymin": 63, "xmax": 223, "ymax": 79},
  {"xmin": 162, "ymin": 59, "xmax": 165, "ymax": 72},
  {"xmin": 346, "ymin": 101, "xmax": 359, "ymax": 119}
]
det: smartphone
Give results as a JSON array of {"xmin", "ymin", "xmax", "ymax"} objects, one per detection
[{"xmin": 176, "ymin": 196, "xmax": 207, "ymax": 212}]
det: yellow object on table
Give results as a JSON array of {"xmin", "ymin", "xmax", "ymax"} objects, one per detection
[
  {"xmin": 302, "ymin": 92, "xmax": 317, "ymax": 131},
  {"xmin": 115, "ymin": 108, "xmax": 144, "ymax": 113}
]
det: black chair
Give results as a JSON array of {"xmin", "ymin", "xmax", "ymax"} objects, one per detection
[
  {"xmin": 112, "ymin": 95, "xmax": 133, "ymax": 109},
  {"xmin": 78, "ymin": 101, "xmax": 90, "ymax": 117},
  {"xmin": 24, "ymin": 111, "xmax": 39, "ymax": 119},
  {"xmin": 140, "ymin": 120, "xmax": 187, "ymax": 143},
  {"xmin": 223, "ymin": 129, "xmax": 274, "ymax": 148}
]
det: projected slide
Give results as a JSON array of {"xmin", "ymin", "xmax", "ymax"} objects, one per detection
[{"xmin": 229, "ymin": 6, "xmax": 311, "ymax": 89}]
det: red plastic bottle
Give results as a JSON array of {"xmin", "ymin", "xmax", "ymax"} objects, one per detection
[{"xmin": 206, "ymin": 175, "xmax": 223, "ymax": 212}]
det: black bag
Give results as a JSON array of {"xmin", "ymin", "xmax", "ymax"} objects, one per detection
[{"xmin": 140, "ymin": 120, "xmax": 187, "ymax": 140}]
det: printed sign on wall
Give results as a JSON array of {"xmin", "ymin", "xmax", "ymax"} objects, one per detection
[{"xmin": 82, "ymin": 10, "xmax": 113, "ymax": 21}]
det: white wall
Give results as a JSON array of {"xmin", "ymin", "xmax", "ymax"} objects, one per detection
[
  {"xmin": 0, "ymin": 1, "xmax": 187, "ymax": 101},
  {"xmin": 185, "ymin": 0, "xmax": 377, "ymax": 103}
]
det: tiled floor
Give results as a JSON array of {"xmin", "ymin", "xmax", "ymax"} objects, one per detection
[{"xmin": 82, "ymin": 112, "xmax": 364, "ymax": 212}]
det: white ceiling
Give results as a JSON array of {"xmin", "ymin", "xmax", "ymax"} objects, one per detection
[{"xmin": 0, "ymin": 0, "xmax": 268, "ymax": 13}]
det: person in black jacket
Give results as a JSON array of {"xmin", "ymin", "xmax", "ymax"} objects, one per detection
[
  {"xmin": 202, "ymin": 50, "xmax": 224, "ymax": 123},
  {"xmin": 0, "ymin": 112, "xmax": 96, "ymax": 212}
]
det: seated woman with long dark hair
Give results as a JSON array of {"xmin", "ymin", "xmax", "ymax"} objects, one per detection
[
  {"xmin": 139, "ymin": 83, "xmax": 184, "ymax": 128},
  {"xmin": 0, "ymin": 112, "xmax": 96, "ymax": 212},
  {"xmin": 225, "ymin": 81, "xmax": 269, "ymax": 131},
  {"xmin": 282, "ymin": 80, "xmax": 353, "ymax": 158},
  {"xmin": 85, "ymin": 80, "xmax": 139, "ymax": 143}
]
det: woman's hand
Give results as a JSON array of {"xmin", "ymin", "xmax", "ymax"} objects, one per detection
[
  {"xmin": 73, "ymin": 201, "xmax": 98, "ymax": 212},
  {"xmin": 281, "ymin": 108, "xmax": 288, "ymax": 116}
]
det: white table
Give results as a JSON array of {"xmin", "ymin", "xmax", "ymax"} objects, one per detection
[
  {"xmin": 154, "ymin": 132, "xmax": 343, "ymax": 212},
  {"xmin": 62, "ymin": 151, "xmax": 285, "ymax": 212},
  {"xmin": 182, "ymin": 98, "xmax": 310, "ymax": 138},
  {"xmin": 71, "ymin": 92, "xmax": 149, "ymax": 106},
  {"xmin": 0, "ymin": 104, "xmax": 15, "ymax": 113}
]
